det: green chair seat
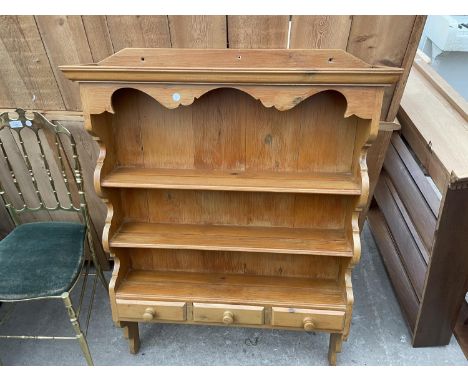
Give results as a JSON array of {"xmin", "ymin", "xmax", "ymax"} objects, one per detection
[{"xmin": 0, "ymin": 222, "xmax": 86, "ymax": 301}]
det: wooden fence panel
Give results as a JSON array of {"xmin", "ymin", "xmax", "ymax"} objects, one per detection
[
  {"xmin": 386, "ymin": 15, "xmax": 427, "ymax": 121},
  {"xmin": 35, "ymin": 16, "xmax": 94, "ymax": 111},
  {"xmin": 227, "ymin": 16, "xmax": 289, "ymax": 48},
  {"xmin": 168, "ymin": 16, "xmax": 227, "ymax": 48},
  {"xmin": 290, "ymin": 16, "xmax": 351, "ymax": 49},
  {"xmin": 346, "ymin": 16, "xmax": 418, "ymax": 120},
  {"xmin": 0, "ymin": 16, "xmax": 64, "ymax": 110},
  {"xmin": 106, "ymin": 16, "xmax": 171, "ymax": 51},
  {"xmin": 81, "ymin": 16, "xmax": 114, "ymax": 62}
]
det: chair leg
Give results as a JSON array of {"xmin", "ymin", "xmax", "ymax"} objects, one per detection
[
  {"xmin": 95, "ymin": 264, "xmax": 109, "ymax": 293},
  {"xmin": 86, "ymin": 231, "xmax": 109, "ymax": 293},
  {"xmin": 62, "ymin": 292, "xmax": 94, "ymax": 366},
  {"xmin": 328, "ymin": 333, "xmax": 343, "ymax": 366},
  {"xmin": 121, "ymin": 321, "xmax": 140, "ymax": 354}
]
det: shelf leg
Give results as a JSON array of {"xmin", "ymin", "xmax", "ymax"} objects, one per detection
[
  {"xmin": 328, "ymin": 333, "xmax": 342, "ymax": 366},
  {"xmin": 121, "ymin": 321, "xmax": 140, "ymax": 354},
  {"xmin": 336, "ymin": 334, "xmax": 343, "ymax": 353}
]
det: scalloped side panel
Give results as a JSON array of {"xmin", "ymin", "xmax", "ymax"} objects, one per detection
[
  {"xmin": 101, "ymin": 197, "xmax": 114, "ymax": 254},
  {"xmin": 108, "ymin": 250, "xmax": 129, "ymax": 323},
  {"xmin": 93, "ymin": 133, "xmax": 106, "ymax": 198},
  {"xmin": 341, "ymin": 90, "xmax": 383, "ymax": 339}
]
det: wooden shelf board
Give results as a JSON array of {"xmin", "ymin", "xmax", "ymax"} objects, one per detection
[
  {"xmin": 110, "ymin": 222, "xmax": 353, "ymax": 257},
  {"xmin": 102, "ymin": 167, "xmax": 361, "ymax": 195},
  {"xmin": 116, "ymin": 270, "xmax": 346, "ymax": 310},
  {"xmin": 61, "ymin": 49, "xmax": 403, "ymax": 85},
  {"xmin": 96, "ymin": 48, "xmax": 374, "ymax": 70}
]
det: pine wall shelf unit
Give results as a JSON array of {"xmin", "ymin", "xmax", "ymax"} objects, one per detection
[{"xmin": 61, "ymin": 48, "xmax": 401, "ymax": 365}]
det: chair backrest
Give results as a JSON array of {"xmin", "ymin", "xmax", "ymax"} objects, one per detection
[{"xmin": 0, "ymin": 109, "xmax": 88, "ymax": 226}]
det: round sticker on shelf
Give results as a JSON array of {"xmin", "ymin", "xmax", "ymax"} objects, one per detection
[{"xmin": 172, "ymin": 93, "xmax": 181, "ymax": 102}]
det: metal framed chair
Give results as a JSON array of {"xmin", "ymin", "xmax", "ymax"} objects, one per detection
[{"xmin": 0, "ymin": 109, "xmax": 108, "ymax": 365}]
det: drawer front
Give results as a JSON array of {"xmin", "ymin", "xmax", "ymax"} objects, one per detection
[
  {"xmin": 271, "ymin": 307, "xmax": 345, "ymax": 331},
  {"xmin": 193, "ymin": 303, "xmax": 264, "ymax": 325},
  {"xmin": 116, "ymin": 299, "xmax": 187, "ymax": 322}
]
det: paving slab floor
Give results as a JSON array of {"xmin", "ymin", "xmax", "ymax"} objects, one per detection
[{"xmin": 0, "ymin": 223, "xmax": 466, "ymax": 365}]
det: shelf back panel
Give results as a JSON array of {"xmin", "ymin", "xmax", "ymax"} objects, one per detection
[
  {"xmin": 110, "ymin": 87, "xmax": 360, "ymax": 174},
  {"xmin": 119, "ymin": 188, "xmax": 355, "ymax": 231},
  {"xmin": 125, "ymin": 248, "xmax": 346, "ymax": 280}
]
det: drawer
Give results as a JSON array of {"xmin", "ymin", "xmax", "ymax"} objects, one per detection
[
  {"xmin": 271, "ymin": 307, "xmax": 345, "ymax": 331},
  {"xmin": 193, "ymin": 303, "xmax": 264, "ymax": 325},
  {"xmin": 116, "ymin": 299, "xmax": 187, "ymax": 322}
]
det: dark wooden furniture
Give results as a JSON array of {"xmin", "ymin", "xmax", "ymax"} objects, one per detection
[{"xmin": 368, "ymin": 54, "xmax": 468, "ymax": 347}]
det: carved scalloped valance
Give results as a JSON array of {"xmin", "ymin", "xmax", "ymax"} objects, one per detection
[{"xmin": 79, "ymin": 83, "xmax": 383, "ymax": 128}]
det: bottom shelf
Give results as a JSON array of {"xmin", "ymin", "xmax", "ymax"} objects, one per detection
[{"xmin": 116, "ymin": 270, "xmax": 346, "ymax": 310}]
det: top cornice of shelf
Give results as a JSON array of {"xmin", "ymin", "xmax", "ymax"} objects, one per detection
[{"xmin": 60, "ymin": 48, "xmax": 403, "ymax": 85}]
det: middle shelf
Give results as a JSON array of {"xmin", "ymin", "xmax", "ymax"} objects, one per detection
[
  {"xmin": 110, "ymin": 221, "xmax": 353, "ymax": 257},
  {"xmin": 102, "ymin": 167, "xmax": 361, "ymax": 195}
]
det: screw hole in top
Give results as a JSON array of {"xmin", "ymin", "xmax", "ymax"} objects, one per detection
[
  {"xmin": 140, "ymin": 57, "xmax": 145, "ymax": 62},
  {"xmin": 328, "ymin": 57, "xmax": 334, "ymax": 63},
  {"xmin": 236, "ymin": 55, "xmax": 242, "ymax": 60}
]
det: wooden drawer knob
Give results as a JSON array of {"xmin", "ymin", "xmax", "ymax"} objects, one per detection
[
  {"xmin": 303, "ymin": 317, "xmax": 315, "ymax": 331},
  {"xmin": 143, "ymin": 308, "xmax": 156, "ymax": 321},
  {"xmin": 222, "ymin": 311, "xmax": 234, "ymax": 325}
]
